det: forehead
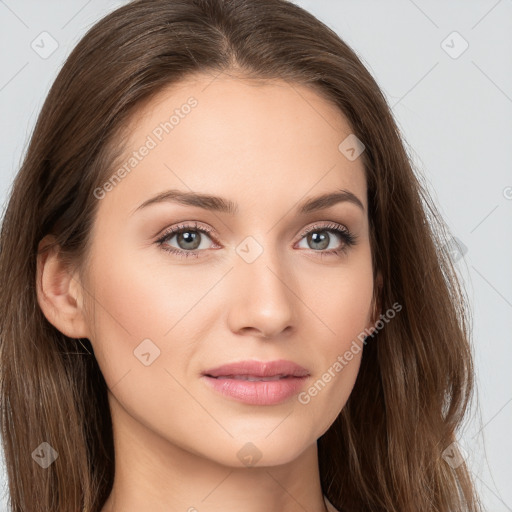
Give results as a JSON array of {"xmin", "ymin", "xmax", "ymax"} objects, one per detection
[{"xmin": 98, "ymin": 73, "xmax": 367, "ymax": 218}]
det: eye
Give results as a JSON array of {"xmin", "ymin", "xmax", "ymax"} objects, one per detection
[
  {"xmin": 155, "ymin": 221, "xmax": 218, "ymax": 259},
  {"xmin": 155, "ymin": 221, "xmax": 358, "ymax": 260},
  {"xmin": 296, "ymin": 222, "xmax": 357, "ymax": 257}
]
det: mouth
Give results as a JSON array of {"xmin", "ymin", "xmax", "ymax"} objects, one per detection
[
  {"xmin": 202, "ymin": 358, "xmax": 310, "ymax": 379},
  {"xmin": 201, "ymin": 359, "xmax": 310, "ymax": 405},
  {"xmin": 206, "ymin": 374, "xmax": 294, "ymax": 381}
]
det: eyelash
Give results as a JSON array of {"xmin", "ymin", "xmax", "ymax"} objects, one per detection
[{"xmin": 155, "ymin": 221, "xmax": 358, "ymax": 259}]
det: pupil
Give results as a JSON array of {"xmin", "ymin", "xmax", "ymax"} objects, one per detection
[
  {"xmin": 309, "ymin": 231, "xmax": 329, "ymax": 250},
  {"xmin": 178, "ymin": 231, "xmax": 200, "ymax": 250}
]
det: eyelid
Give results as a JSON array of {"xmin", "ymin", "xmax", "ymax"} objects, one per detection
[
  {"xmin": 155, "ymin": 221, "xmax": 217, "ymax": 243},
  {"xmin": 297, "ymin": 221, "xmax": 350, "ymax": 239}
]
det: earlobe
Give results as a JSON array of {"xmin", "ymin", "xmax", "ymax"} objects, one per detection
[{"xmin": 36, "ymin": 236, "xmax": 90, "ymax": 339}]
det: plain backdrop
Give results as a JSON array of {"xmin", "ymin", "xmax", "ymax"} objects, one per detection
[{"xmin": 1, "ymin": 1, "xmax": 511, "ymax": 510}]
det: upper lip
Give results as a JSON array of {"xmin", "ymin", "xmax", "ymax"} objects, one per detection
[{"xmin": 202, "ymin": 359, "xmax": 310, "ymax": 378}]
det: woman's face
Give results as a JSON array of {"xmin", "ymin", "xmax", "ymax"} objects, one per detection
[{"xmin": 81, "ymin": 74, "xmax": 377, "ymax": 467}]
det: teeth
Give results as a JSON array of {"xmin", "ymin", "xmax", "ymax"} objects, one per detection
[{"xmin": 218, "ymin": 375, "xmax": 288, "ymax": 381}]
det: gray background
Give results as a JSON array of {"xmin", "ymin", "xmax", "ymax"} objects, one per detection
[{"xmin": 1, "ymin": 0, "xmax": 511, "ymax": 510}]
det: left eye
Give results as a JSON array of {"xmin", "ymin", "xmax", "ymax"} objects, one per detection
[{"xmin": 296, "ymin": 228, "xmax": 344, "ymax": 251}]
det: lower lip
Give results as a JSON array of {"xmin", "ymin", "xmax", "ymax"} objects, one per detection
[{"xmin": 201, "ymin": 375, "xmax": 309, "ymax": 405}]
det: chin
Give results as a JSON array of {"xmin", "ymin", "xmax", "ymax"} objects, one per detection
[{"xmin": 195, "ymin": 428, "xmax": 315, "ymax": 469}]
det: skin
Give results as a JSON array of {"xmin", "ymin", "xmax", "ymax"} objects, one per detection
[{"xmin": 36, "ymin": 72, "xmax": 381, "ymax": 512}]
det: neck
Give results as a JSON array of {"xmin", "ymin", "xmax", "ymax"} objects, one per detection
[{"xmin": 101, "ymin": 392, "xmax": 329, "ymax": 512}]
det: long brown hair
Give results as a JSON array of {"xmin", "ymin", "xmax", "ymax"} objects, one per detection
[{"xmin": 0, "ymin": 0, "xmax": 481, "ymax": 510}]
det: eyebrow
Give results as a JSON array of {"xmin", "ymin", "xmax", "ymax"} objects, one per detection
[{"xmin": 131, "ymin": 188, "xmax": 365, "ymax": 216}]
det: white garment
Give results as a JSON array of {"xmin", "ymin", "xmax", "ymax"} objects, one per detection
[{"xmin": 323, "ymin": 494, "xmax": 340, "ymax": 512}]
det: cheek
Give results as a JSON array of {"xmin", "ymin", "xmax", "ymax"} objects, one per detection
[
  {"xmin": 303, "ymin": 251, "xmax": 374, "ymax": 348},
  {"xmin": 82, "ymin": 245, "xmax": 206, "ymax": 437},
  {"xmin": 82, "ymin": 236, "xmax": 179, "ymax": 383},
  {"xmin": 297, "ymin": 259, "xmax": 373, "ymax": 428},
  {"xmin": 83, "ymin": 232, "xmax": 226, "ymax": 390},
  {"xmin": 299, "ymin": 330, "xmax": 365, "ymax": 439}
]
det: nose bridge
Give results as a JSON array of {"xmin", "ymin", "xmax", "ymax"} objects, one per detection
[{"xmin": 228, "ymin": 234, "xmax": 296, "ymax": 336}]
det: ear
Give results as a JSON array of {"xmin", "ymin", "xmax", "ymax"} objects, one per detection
[{"xmin": 36, "ymin": 235, "xmax": 90, "ymax": 339}]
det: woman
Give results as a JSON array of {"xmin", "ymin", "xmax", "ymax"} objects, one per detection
[{"xmin": 0, "ymin": 0, "xmax": 482, "ymax": 511}]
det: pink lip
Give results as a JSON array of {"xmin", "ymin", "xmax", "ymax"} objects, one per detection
[{"xmin": 201, "ymin": 359, "xmax": 310, "ymax": 405}]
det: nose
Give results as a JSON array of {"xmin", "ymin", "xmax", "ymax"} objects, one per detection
[{"xmin": 226, "ymin": 240, "xmax": 296, "ymax": 340}]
